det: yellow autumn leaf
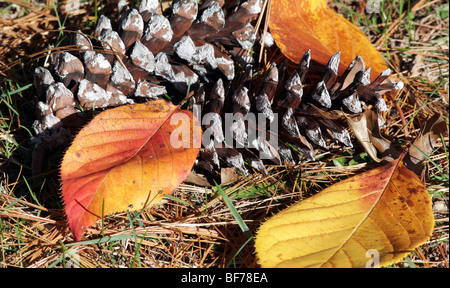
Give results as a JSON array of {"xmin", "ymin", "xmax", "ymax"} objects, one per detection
[
  {"xmin": 269, "ymin": 0, "xmax": 388, "ymax": 78},
  {"xmin": 254, "ymin": 159, "xmax": 434, "ymax": 268}
]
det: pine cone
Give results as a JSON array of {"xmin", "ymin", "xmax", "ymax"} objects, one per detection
[
  {"xmin": 191, "ymin": 50, "xmax": 403, "ymax": 177},
  {"xmin": 31, "ymin": 0, "xmax": 402, "ymax": 180}
]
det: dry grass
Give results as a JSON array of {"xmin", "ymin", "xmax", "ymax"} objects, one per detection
[{"xmin": 0, "ymin": 0, "xmax": 448, "ymax": 268}]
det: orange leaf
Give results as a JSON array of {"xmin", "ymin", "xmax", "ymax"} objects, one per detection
[
  {"xmin": 255, "ymin": 158, "xmax": 434, "ymax": 267},
  {"xmin": 61, "ymin": 100, "xmax": 201, "ymax": 241},
  {"xmin": 269, "ymin": 0, "xmax": 387, "ymax": 78}
]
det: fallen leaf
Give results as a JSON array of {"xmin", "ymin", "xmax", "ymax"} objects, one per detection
[
  {"xmin": 255, "ymin": 158, "xmax": 434, "ymax": 267},
  {"xmin": 363, "ymin": 109, "xmax": 399, "ymax": 161},
  {"xmin": 269, "ymin": 0, "xmax": 387, "ymax": 78},
  {"xmin": 346, "ymin": 109, "xmax": 401, "ymax": 163},
  {"xmin": 220, "ymin": 167, "xmax": 240, "ymax": 186},
  {"xmin": 185, "ymin": 171, "xmax": 212, "ymax": 187},
  {"xmin": 346, "ymin": 111, "xmax": 383, "ymax": 163},
  {"xmin": 61, "ymin": 100, "xmax": 201, "ymax": 241},
  {"xmin": 404, "ymin": 114, "xmax": 448, "ymax": 175}
]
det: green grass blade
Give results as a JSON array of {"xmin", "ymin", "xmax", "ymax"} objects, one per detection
[
  {"xmin": 225, "ymin": 236, "xmax": 254, "ymax": 268},
  {"xmin": 164, "ymin": 194, "xmax": 191, "ymax": 206},
  {"xmin": 22, "ymin": 176, "xmax": 42, "ymax": 208},
  {"xmin": 127, "ymin": 211, "xmax": 142, "ymax": 268},
  {"xmin": 64, "ymin": 234, "xmax": 136, "ymax": 247},
  {"xmin": 215, "ymin": 181, "xmax": 253, "ymax": 242}
]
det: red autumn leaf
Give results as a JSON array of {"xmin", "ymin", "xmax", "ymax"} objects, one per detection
[
  {"xmin": 269, "ymin": 0, "xmax": 388, "ymax": 78},
  {"xmin": 60, "ymin": 100, "xmax": 201, "ymax": 241}
]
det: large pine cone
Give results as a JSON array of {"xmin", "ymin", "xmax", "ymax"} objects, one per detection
[{"xmin": 31, "ymin": 0, "xmax": 402, "ymax": 180}]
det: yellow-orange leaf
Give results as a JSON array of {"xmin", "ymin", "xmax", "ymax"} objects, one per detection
[
  {"xmin": 269, "ymin": 0, "xmax": 387, "ymax": 78},
  {"xmin": 61, "ymin": 100, "xmax": 201, "ymax": 241},
  {"xmin": 255, "ymin": 159, "xmax": 434, "ymax": 268}
]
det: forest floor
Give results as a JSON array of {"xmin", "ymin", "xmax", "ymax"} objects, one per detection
[{"xmin": 0, "ymin": 0, "xmax": 448, "ymax": 268}]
